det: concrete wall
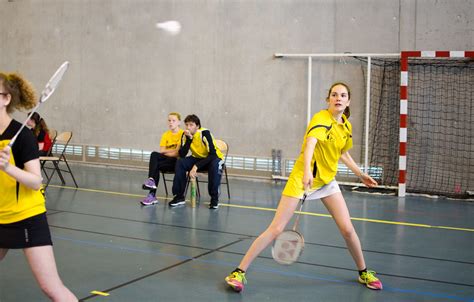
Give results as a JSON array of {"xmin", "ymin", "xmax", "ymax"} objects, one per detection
[{"xmin": 1, "ymin": 0, "xmax": 473, "ymax": 162}]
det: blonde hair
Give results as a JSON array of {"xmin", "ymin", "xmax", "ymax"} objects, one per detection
[
  {"xmin": 168, "ymin": 112, "xmax": 181, "ymax": 120},
  {"xmin": 0, "ymin": 72, "xmax": 37, "ymax": 113}
]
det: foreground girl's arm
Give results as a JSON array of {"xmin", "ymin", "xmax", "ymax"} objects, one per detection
[{"xmin": 0, "ymin": 146, "xmax": 43, "ymax": 190}]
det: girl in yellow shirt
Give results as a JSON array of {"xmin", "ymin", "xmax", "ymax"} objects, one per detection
[
  {"xmin": 0, "ymin": 72, "xmax": 77, "ymax": 301},
  {"xmin": 225, "ymin": 83, "xmax": 383, "ymax": 292}
]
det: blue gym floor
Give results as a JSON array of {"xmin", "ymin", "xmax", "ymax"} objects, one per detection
[{"xmin": 0, "ymin": 165, "xmax": 473, "ymax": 302}]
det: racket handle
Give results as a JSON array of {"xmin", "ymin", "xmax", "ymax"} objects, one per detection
[
  {"xmin": 303, "ymin": 187, "xmax": 309, "ymax": 200},
  {"xmin": 8, "ymin": 103, "xmax": 40, "ymax": 148},
  {"xmin": 292, "ymin": 191, "xmax": 307, "ymax": 231}
]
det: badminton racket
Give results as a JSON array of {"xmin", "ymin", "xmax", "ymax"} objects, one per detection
[
  {"xmin": 271, "ymin": 191, "xmax": 308, "ymax": 265},
  {"xmin": 8, "ymin": 61, "xmax": 70, "ymax": 148}
]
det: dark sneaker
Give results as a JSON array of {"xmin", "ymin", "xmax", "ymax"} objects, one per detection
[
  {"xmin": 209, "ymin": 200, "xmax": 219, "ymax": 209},
  {"xmin": 168, "ymin": 196, "xmax": 186, "ymax": 207},
  {"xmin": 140, "ymin": 193, "xmax": 158, "ymax": 206},
  {"xmin": 142, "ymin": 178, "xmax": 157, "ymax": 190}
]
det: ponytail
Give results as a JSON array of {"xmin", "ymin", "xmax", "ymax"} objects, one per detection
[
  {"xmin": 30, "ymin": 112, "xmax": 49, "ymax": 136},
  {"xmin": 39, "ymin": 118, "xmax": 50, "ymax": 135},
  {"xmin": 343, "ymin": 106, "xmax": 351, "ymax": 119}
]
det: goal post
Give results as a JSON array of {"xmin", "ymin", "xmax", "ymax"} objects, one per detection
[{"xmin": 399, "ymin": 51, "xmax": 474, "ymax": 197}]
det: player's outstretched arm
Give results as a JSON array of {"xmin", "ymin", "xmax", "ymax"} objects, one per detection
[{"xmin": 340, "ymin": 151, "xmax": 377, "ymax": 188}]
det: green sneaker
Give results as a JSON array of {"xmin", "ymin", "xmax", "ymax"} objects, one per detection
[
  {"xmin": 225, "ymin": 270, "xmax": 247, "ymax": 292},
  {"xmin": 358, "ymin": 270, "xmax": 383, "ymax": 290}
]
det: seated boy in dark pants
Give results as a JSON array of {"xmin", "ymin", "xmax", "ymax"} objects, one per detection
[
  {"xmin": 141, "ymin": 112, "xmax": 183, "ymax": 205},
  {"xmin": 169, "ymin": 114, "xmax": 224, "ymax": 209}
]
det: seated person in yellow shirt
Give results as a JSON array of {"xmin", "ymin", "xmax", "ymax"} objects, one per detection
[
  {"xmin": 141, "ymin": 112, "xmax": 184, "ymax": 205},
  {"xmin": 168, "ymin": 114, "xmax": 224, "ymax": 209}
]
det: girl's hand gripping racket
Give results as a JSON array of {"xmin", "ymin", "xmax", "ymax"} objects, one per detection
[
  {"xmin": 272, "ymin": 191, "xmax": 308, "ymax": 265},
  {"xmin": 7, "ymin": 61, "xmax": 70, "ymax": 148}
]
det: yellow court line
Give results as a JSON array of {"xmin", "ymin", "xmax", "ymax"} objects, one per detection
[
  {"xmin": 222, "ymin": 203, "xmax": 474, "ymax": 232},
  {"xmin": 90, "ymin": 290, "xmax": 110, "ymax": 296},
  {"xmin": 47, "ymin": 185, "xmax": 474, "ymax": 232},
  {"xmin": 49, "ymin": 185, "xmax": 173, "ymax": 200},
  {"xmin": 433, "ymin": 226, "xmax": 474, "ymax": 232}
]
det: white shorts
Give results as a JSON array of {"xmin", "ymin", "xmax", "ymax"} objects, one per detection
[{"xmin": 305, "ymin": 180, "xmax": 341, "ymax": 200}]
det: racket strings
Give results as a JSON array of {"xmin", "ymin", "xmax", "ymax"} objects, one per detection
[
  {"xmin": 41, "ymin": 62, "xmax": 69, "ymax": 102},
  {"xmin": 272, "ymin": 231, "xmax": 304, "ymax": 264}
]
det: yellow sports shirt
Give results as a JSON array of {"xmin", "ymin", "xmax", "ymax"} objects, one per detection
[
  {"xmin": 0, "ymin": 120, "xmax": 46, "ymax": 224},
  {"xmin": 282, "ymin": 110, "xmax": 353, "ymax": 198},
  {"xmin": 160, "ymin": 129, "xmax": 184, "ymax": 150},
  {"xmin": 185, "ymin": 128, "xmax": 223, "ymax": 160}
]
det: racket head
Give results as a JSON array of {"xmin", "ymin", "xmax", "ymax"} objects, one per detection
[
  {"xmin": 271, "ymin": 230, "xmax": 305, "ymax": 265},
  {"xmin": 7, "ymin": 62, "xmax": 69, "ymax": 148},
  {"xmin": 39, "ymin": 61, "xmax": 69, "ymax": 103}
]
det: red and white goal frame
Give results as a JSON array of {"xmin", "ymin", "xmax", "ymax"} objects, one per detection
[{"xmin": 398, "ymin": 50, "xmax": 474, "ymax": 197}]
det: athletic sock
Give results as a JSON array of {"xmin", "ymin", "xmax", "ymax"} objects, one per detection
[
  {"xmin": 233, "ymin": 267, "xmax": 245, "ymax": 274},
  {"xmin": 358, "ymin": 268, "xmax": 367, "ymax": 276}
]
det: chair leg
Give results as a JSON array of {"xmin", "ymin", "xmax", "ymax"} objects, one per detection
[
  {"xmin": 45, "ymin": 170, "xmax": 53, "ymax": 189},
  {"xmin": 224, "ymin": 166, "xmax": 230, "ymax": 199},
  {"xmin": 40, "ymin": 160, "xmax": 47, "ymax": 177},
  {"xmin": 161, "ymin": 171, "xmax": 169, "ymax": 196},
  {"xmin": 46, "ymin": 161, "xmax": 58, "ymax": 187},
  {"xmin": 41, "ymin": 161, "xmax": 52, "ymax": 183},
  {"xmin": 54, "ymin": 161, "xmax": 66, "ymax": 185},
  {"xmin": 41, "ymin": 161, "xmax": 51, "ymax": 190},
  {"xmin": 63, "ymin": 157, "xmax": 78, "ymax": 188}
]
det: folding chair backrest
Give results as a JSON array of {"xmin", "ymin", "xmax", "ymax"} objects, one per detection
[
  {"xmin": 56, "ymin": 131, "xmax": 72, "ymax": 144},
  {"xmin": 215, "ymin": 139, "xmax": 227, "ymax": 152},
  {"xmin": 49, "ymin": 129, "xmax": 58, "ymax": 143},
  {"xmin": 46, "ymin": 129, "xmax": 57, "ymax": 156},
  {"xmin": 215, "ymin": 139, "xmax": 229, "ymax": 163},
  {"xmin": 212, "ymin": 139, "xmax": 231, "ymax": 199},
  {"xmin": 54, "ymin": 131, "xmax": 73, "ymax": 157}
]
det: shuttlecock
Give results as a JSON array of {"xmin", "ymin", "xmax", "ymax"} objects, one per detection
[{"xmin": 155, "ymin": 20, "xmax": 181, "ymax": 35}]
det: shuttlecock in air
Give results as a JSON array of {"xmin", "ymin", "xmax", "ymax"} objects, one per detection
[{"xmin": 155, "ymin": 20, "xmax": 181, "ymax": 35}]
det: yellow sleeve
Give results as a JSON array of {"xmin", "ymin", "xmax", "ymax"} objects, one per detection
[{"xmin": 306, "ymin": 115, "xmax": 331, "ymax": 142}]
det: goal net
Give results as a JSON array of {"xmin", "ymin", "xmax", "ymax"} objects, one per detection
[{"xmin": 367, "ymin": 55, "xmax": 474, "ymax": 198}]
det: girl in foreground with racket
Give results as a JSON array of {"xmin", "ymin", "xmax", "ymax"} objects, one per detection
[
  {"xmin": 225, "ymin": 82, "xmax": 383, "ymax": 292},
  {"xmin": 0, "ymin": 73, "xmax": 77, "ymax": 301}
]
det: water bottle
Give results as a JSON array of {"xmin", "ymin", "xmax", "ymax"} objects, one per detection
[{"xmin": 190, "ymin": 177, "xmax": 197, "ymax": 207}]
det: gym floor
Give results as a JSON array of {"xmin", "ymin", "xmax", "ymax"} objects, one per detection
[{"xmin": 1, "ymin": 165, "xmax": 473, "ymax": 302}]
